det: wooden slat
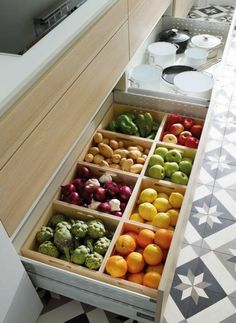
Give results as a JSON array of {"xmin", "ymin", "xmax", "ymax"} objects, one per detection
[
  {"xmin": 129, "ymin": 0, "xmax": 172, "ymax": 57},
  {"xmin": 0, "ymin": 0, "xmax": 127, "ymax": 170},
  {"xmin": 173, "ymin": 0, "xmax": 193, "ymax": 17},
  {"xmin": 0, "ymin": 22, "xmax": 129, "ymax": 236}
]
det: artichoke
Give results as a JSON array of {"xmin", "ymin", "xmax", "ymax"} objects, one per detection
[
  {"xmin": 55, "ymin": 221, "xmax": 72, "ymax": 231},
  {"xmin": 105, "ymin": 230, "xmax": 115, "ymax": 240},
  {"xmin": 60, "ymin": 254, "xmax": 68, "ymax": 261},
  {"xmin": 36, "ymin": 226, "xmax": 54, "ymax": 244},
  {"xmin": 50, "ymin": 213, "xmax": 66, "ymax": 228},
  {"xmin": 85, "ymin": 252, "xmax": 103, "ymax": 270},
  {"xmin": 38, "ymin": 241, "xmax": 59, "ymax": 258},
  {"xmin": 84, "ymin": 237, "xmax": 94, "ymax": 253},
  {"xmin": 71, "ymin": 245, "xmax": 90, "ymax": 265},
  {"xmin": 87, "ymin": 219, "xmax": 106, "ymax": 239},
  {"xmin": 71, "ymin": 220, "xmax": 88, "ymax": 238},
  {"xmin": 54, "ymin": 227, "xmax": 73, "ymax": 261},
  {"xmin": 94, "ymin": 237, "xmax": 110, "ymax": 255},
  {"xmin": 74, "ymin": 237, "xmax": 82, "ymax": 249}
]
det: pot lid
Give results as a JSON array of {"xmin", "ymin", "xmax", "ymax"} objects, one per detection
[
  {"xmin": 162, "ymin": 65, "xmax": 195, "ymax": 84},
  {"xmin": 148, "ymin": 42, "xmax": 178, "ymax": 55},
  {"xmin": 159, "ymin": 29, "xmax": 190, "ymax": 43},
  {"xmin": 174, "ymin": 71, "xmax": 214, "ymax": 93},
  {"xmin": 191, "ymin": 34, "xmax": 221, "ymax": 49},
  {"xmin": 130, "ymin": 64, "xmax": 162, "ymax": 82}
]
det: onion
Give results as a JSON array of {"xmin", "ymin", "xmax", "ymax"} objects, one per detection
[
  {"xmin": 77, "ymin": 166, "xmax": 91, "ymax": 179},
  {"xmin": 94, "ymin": 187, "xmax": 107, "ymax": 202},
  {"xmin": 61, "ymin": 183, "xmax": 76, "ymax": 197},
  {"xmin": 65, "ymin": 191, "xmax": 81, "ymax": 205},
  {"xmin": 112, "ymin": 211, "xmax": 122, "ymax": 217},
  {"xmin": 98, "ymin": 202, "xmax": 112, "ymax": 214},
  {"xmin": 72, "ymin": 178, "xmax": 85, "ymax": 192},
  {"xmin": 119, "ymin": 185, "xmax": 132, "ymax": 201},
  {"xmin": 103, "ymin": 181, "xmax": 119, "ymax": 197},
  {"xmin": 86, "ymin": 178, "xmax": 100, "ymax": 188},
  {"xmin": 120, "ymin": 202, "xmax": 126, "ymax": 212}
]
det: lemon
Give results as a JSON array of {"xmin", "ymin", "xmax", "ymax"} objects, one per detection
[
  {"xmin": 130, "ymin": 213, "xmax": 145, "ymax": 223},
  {"xmin": 139, "ymin": 188, "xmax": 157, "ymax": 203},
  {"xmin": 152, "ymin": 212, "xmax": 170, "ymax": 229},
  {"xmin": 169, "ymin": 192, "xmax": 184, "ymax": 208},
  {"xmin": 157, "ymin": 192, "xmax": 169, "ymax": 200},
  {"xmin": 138, "ymin": 202, "xmax": 157, "ymax": 221},
  {"xmin": 167, "ymin": 209, "xmax": 179, "ymax": 226},
  {"xmin": 153, "ymin": 197, "xmax": 171, "ymax": 212}
]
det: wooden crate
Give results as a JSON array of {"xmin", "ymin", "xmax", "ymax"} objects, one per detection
[
  {"xmin": 79, "ymin": 130, "xmax": 153, "ymax": 176},
  {"xmin": 125, "ymin": 177, "xmax": 186, "ymax": 226},
  {"xmin": 98, "ymin": 103, "xmax": 166, "ymax": 141}
]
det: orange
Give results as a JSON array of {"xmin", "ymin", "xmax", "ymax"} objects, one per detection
[
  {"xmin": 143, "ymin": 244, "xmax": 163, "ymax": 265},
  {"xmin": 151, "ymin": 212, "xmax": 170, "ymax": 229},
  {"xmin": 146, "ymin": 264, "xmax": 164, "ymax": 275},
  {"xmin": 126, "ymin": 252, "xmax": 145, "ymax": 273},
  {"xmin": 127, "ymin": 272, "xmax": 144, "ymax": 285},
  {"xmin": 143, "ymin": 272, "xmax": 161, "ymax": 289},
  {"xmin": 167, "ymin": 209, "xmax": 179, "ymax": 227},
  {"xmin": 115, "ymin": 234, "xmax": 136, "ymax": 256},
  {"xmin": 125, "ymin": 231, "xmax": 138, "ymax": 242},
  {"xmin": 136, "ymin": 248, "xmax": 144, "ymax": 255},
  {"xmin": 154, "ymin": 229, "xmax": 173, "ymax": 249},
  {"xmin": 106, "ymin": 255, "xmax": 127, "ymax": 278},
  {"xmin": 136, "ymin": 229, "xmax": 155, "ymax": 248}
]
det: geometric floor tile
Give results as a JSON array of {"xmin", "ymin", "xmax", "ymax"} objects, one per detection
[
  {"xmin": 184, "ymin": 217, "xmax": 204, "ymax": 247},
  {"xmin": 220, "ymin": 138, "xmax": 236, "ymax": 166},
  {"xmin": 224, "ymin": 123, "xmax": 236, "ymax": 142},
  {"xmin": 203, "ymin": 216, "xmax": 235, "ymax": 239},
  {"xmin": 163, "ymin": 295, "xmax": 186, "ymax": 323},
  {"xmin": 207, "ymin": 120, "xmax": 227, "ymax": 142},
  {"xmin": 215, "ymin": 163, "xmax": 236, "ymax": 189},
  {"xmin": 188, "ymin": 5, "xmax": 235, "ymax": 23},
  {"xmin": 209, "ymin": 187, "xmax": 236, "ymax": 221},
  {"xmin": 191, "ymin": 184, "xmax": 214, "ymax": 214},
  {"xmin": 175, "ymin": 244, "xmax": 202, "ymax": 269},
  {"xmin": 197, "ymin": 160, "xmax": 218, "ymax": 186},
  {"xmin": 203, "ymin": 138, "xmax": 223, "ymax": 161}
]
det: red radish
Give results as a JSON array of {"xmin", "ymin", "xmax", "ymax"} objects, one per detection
[
  {"xmin": 61, "ymin": 184, "xmax": 76, "ymax": 196},
  {"xmin": 94, "ymin": 187, "xmax": 107, "ymax": 202},
  {"xmin": 77, "ymin": 166, "xmax": 91, "ymax": 179},
  {"xmin": 119, "ymin": 186, "xmax": 132, "ymax": 201},
  {"xmin": 103, "ymin": 181, "xmax": 119, "ymax": 197},
  {"xmin": 98, "ymin": 202, "xmax": 112, "ymax": 214}
]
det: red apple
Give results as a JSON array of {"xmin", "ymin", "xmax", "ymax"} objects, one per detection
[
  {"xmin": 183, "ymin": 117, "xmax": 195, "ymax": 130},
  {"xmin": 185, "ymin": 136, "xmax": 199, "ymax": 148},
  {"xmin": 163, "ymin": 133, "xmax": 178, "ymax": 144},
  {"xmin": 161, "ymin": 131, "xmax": 169, "ymax": 140},
  {"xmin": 169, "ymin": 123, "xmax": 185, "ymax": 136},
  {"xmin": 190, "ymin": 124, "xmax": 203, "ymax": 139},
  {"xmin": 178, "ymin": 131, "xmax": 192, "ymax": 145},
  {"xmin": 166, "ymin": 114, "xmax": 184, "ymax": 128}
]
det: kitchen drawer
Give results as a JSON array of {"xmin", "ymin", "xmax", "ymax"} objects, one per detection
[
  {"xmin": 127, "ymin": 16, "xmax": 230, "ymax": 104},
  {"xmin": 0, "ymin": 0, "xmax": 127, "ymax": 171},
  {"xmin": 0, "ymin": 22, "xmax": 129, "ymax": 236},
  {"xmin": 129, "ymin": 0, "xmax": 172, "ymax": 57},
  {"xmin": 173, "ymin": 0, "xmax": 193, "ymax": 17},
  {"xmin": 16, "ymin": 92, "xmax": 208, "ymax": 323}
]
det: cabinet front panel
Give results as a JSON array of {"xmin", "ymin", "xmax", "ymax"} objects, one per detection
[
  {"xmin": 173, "ymin": 0, "xmax": 193, "ymax": 17},
  {"xmin": 0, "ymin": 0, "xmax": 127, "ymax": 171},
  {"xmin": 128, "ymin": 0, "xmax": 143, "ymax": 15},
  {"xmin": 0, "ymin": 22, "xmax": 129, "ymax": 236},
  {"xmin": 129, "ymin": 0, "xmax": 171, "ymax": 57}
]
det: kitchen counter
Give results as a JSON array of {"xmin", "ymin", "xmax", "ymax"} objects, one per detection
[{"xmin": 0, "ymin": 0, "xmax": 117, "ymax": 118}]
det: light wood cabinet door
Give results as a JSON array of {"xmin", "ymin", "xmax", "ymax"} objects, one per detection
[
  {"xmin": 0, "ymin": 0, "xmax": 127, "ymax": 171},
  {"xmin": 173, "ymin": 0, "xmax": 193, "ymax": 17},
  {"xmin": 128, "ymin": 0, "xmax": 143, "ymax": 15},
  {"xmin": 129, "ymin": 0, "xmax": 172, "ymax": 57},
  {"xmin": 0, "ymin": 22, "xmax": 129, "ymax": 236}
]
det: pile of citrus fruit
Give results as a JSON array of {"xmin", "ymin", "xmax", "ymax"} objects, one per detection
[
  {"xmin": 130, "ymin": 188, "xmax": 184, "ymax": 229},
  {"xmin": 105, "ymin": 227, "xmax": 173, "ymax": 289}
]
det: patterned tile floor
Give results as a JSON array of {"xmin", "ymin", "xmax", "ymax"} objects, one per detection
[{"xmin": 36, "ymin": 4, "xmax": 236, "ymax": 323}]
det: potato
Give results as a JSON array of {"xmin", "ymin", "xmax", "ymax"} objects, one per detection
[
  {"xmin": 136, "ymin": 156, "xmax": 146, "ymax": 164},
  {"xmin": 88, "ymin": 146, "xmax": 100, "ymax": 156},
  {"xmin": 93, "ymin": 132, "xmax": 103, "ymax": 144},
  {"xmin": 106, "ymin": 158, "xmax": 113, "ymax": 165},
  {"xmin": 98, "ymin": 143, "xmax": 113, "ymax": 158},
  {"xmin": 121, "ymin": 158, "xmax": 134, "ymax": 172},
  {"xmin": 136, "ymin": 145, "xmax": 144, "ymax": 152},
  {"xmin": 84, "ymin": 153, "xmax": 94, "ymax": 163},
  {"xmin": 128, "ymin": 150, "xmax": 142, "ymax": 160},
  {"xmin": 99, "ymin": 160, "xmax": 109, "ymax": 167},
  {"xmin": 110, "ymin": 164, "xmax": 121, "ymax": 170},
  {"xmin": 118, "ymin": 140, "xmax": 124, "ymax": 148},
  {"xmin": 114, "ymin": 149, "xmax": 128, "ymax": 158},
  {"xmin": 144, "ymin": 148, "xmax": 150, "ymax": 155},
  {"xmin": 130, "ymin": 164, "xmax": 143, "ymax": 174},
  {"xmin": 128, "ymin": 146, "xmax": 139, "ymax": 151},
  {"xmin": 112, "ymin": 154, "xmax": 121, "ymax": 164},
  {"xmin": 109, "ymin": 139, "xmax": 119, "ymax": 150},
  {"xmin": 102, "ymin": 138, "xmax": 110, "ymax": 145},
  {"xmin": 93, "ymin": 154, "xmax": 104, "ymax": 164}
]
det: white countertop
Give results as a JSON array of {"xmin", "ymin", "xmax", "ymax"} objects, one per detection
[{"xmin": 0, "ymin": 0, "xmax": 116, "ymax": 117}]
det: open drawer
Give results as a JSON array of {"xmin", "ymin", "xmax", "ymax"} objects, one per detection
[
  {"xmin": 15, "ymin": 92, "xmax": 208, "ymax": 323},
  {"xmin": 124, "ymin": 15, "xmax": 230, "ymax": 104}
]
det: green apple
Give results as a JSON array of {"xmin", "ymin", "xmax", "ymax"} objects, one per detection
[
  {"xmin": 171, "ymin": 171, "xmax": 189, "ymax": 185},
  {"xmin": 154, "ymin": 147, "xmax": 168, "ymax": 159},
  {"xmin": 148, "ymin": 154, "xmax": 165, "ymax": 167},
  {"xmin": 165, "ymin": 149, "xmax": 182, "ymax": 163},
  {"xmin": 179, "ymin": 160, "xmax": 192, "ymax": 176},
  {"xmin": 164, "ymin": 162, "xmax": 179, "ymax": 178},
  {"xmin": 148, "ymin": 165, "xmax": 165, "ymax": 180},
  {"xmin": 182, "ymin": 157, "xmax": 193, "ymax": 164}
]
